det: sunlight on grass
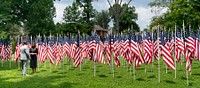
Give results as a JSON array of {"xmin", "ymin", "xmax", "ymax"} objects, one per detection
[{"xmin": 1, "ymin": 57, "xmax": 200, "ymax": 88}]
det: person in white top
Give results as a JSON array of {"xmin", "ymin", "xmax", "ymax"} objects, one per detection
[{"xmin": 20, "ymin": 41, "xmax": 30, "ymax": 76}]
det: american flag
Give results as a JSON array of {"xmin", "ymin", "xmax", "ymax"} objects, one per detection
[
  {"xmin": 186, "ymin": 27, "xmax": 196, "ymax": 71},
  {"xmin": 14, "ymin": 36, "xmax": 22, "ymax": 62},
  {"xmin": 69, "ymin": 36, "xmax": 77, "ymax": 59},
  {"xmin": 88, "ymin": 34, "xmax": 97, "ymax": 62},
  {"xmin": 175, "ymin": 29, "xmax": 184, "ymax": 62},
  {"xmin": 81, "ymin": 36, "xmax": 89, "ymax": 59},
  {"xmin": 0, "ymin": 40, "xmax": 5, "ymax": 60},
  {"xmin": 95, "ymin": 34, "xmax": 105, "ymax": 64},
  {"xmin": 198, "ymin": 28, "xmax": 200, "ymax": 60},
  {"xmin": 36, "ymin": 35, "xmax": 43, "ymax": 62},
  {"xmin": 160, "ymin": 30, "xmax": 175, "ymax": 70},
  {"xmin": 104, "ymin": 35, "xmax": 112, "ymax": 65},
  {"xmin": 144, "ymin": 31, "xmax": 153, "ymax": 64},
  {"xmin": 74, "ymin": 32, "xmax": 83, "ymax": 67},
  {"xmin": 47, "ymin": 35, "xmax": 55, "ymax": 64},
  {"xmin": 4, "ymin": 37, "xmax": 12, "ymax": 61},
  {"xmin": 131, "ymin": 32, "xmax": 143, "ymax": 69},
  {"xmin": 41, "ymin": 35, "xmax": 48, "ymax": 62},
  {"xmin": 113, "ymin": 34, "xmax": 121, "ymax": 67},
  {"xmin": 63, "ymin": 36, "xmax": 71, "ymax": 58},
  {"xmin": 153, "ymin": 32, "xmax": 159, "ymax": 60},
  {"xmin": 56, "ymin": 35, "xmax": 64, "ymax": 65}
]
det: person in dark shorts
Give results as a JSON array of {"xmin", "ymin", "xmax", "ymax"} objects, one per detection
[{"xmin": 30, "ymin": 42, "xmax": 38, "ymax": 74}]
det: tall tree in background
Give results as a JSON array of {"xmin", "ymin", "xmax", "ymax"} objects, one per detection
[
  {"xmin": 26, "ymin": 0, "xmax": 56, "ymax": 36},
  {"xmin": 0, "ymin": 0, "xmax": 56, "ymax": 36},
  {"xmin": 63, "ymin": 2, "xmax": 82, "ymax": 23},
  {"xmin": 149, "ymin": 0, "xmax": 200, "ymax": 32},
  {"xmin": 119, "ymin": 4, "xmax": 139, "ymax": 32},
  {"xmin": 108, "ymin": 0, "xmax": 139, "ymax": 33},
  {"xmin": 61, "ymin": 0, "xmax": 97, "ymax": 35},
  {"xmin": 76, "ymin": 0, "xmax": 97, "ymax": 23},
  {"xmin": 95, "ymin": 10, "xmax": 111, "ymax": 29}
]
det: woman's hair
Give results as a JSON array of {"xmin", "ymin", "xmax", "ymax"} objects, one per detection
[{"xmin": 32, "ymin": 42, "xmax": 36, "ymax": 48}]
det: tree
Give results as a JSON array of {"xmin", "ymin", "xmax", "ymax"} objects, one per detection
[
  {"xmin": 107, "ymin": 0, "xmax": 134, "ymax": 33},
  {"xmin": 63, "ymin": 2, "xmax": 82, "ymax": 23},
  {"xmin": 95, "ymin": 10, "xmax": 111, "ymax": 29},
  {"xmin": 76, "ymin": 0, "xmax": 97, "ymax": 23},
  {"xmin": 119, "ymin": 4, "xmax": 139, "ymax": 32},
  {"xmin": 108, "ymin": 1, "xmax": 139, "ymax": 33},
  {"xmin": 25, "ymin": 0, "xmax": 56, "ymax": 36},
  {"xmin": 149, "ymin": 0, "xmax": 200, "ymax": 32},
  {"xmin": 0, "ymin": 0, "xmax": 56, "ymax": 37}
]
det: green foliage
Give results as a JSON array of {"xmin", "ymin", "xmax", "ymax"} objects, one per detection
[
  {"xmin": 0, "ymin": 0, "xmax": 55, "ymax": 36},
  {"xmin": 95, "ymin": 10, "xmax": 111, "ymax": 29},
  {"xmin": 76, "ymin": 0, "xmax": 97, "ymax": 22},
  {"xmin": 109, "ymin": 3, "xmax": 139, "ymax": 33},
  {"xmin": 0, "ymin": 31, "xmax": 9, "ymax": 39},
  {"xmin": 149, "ymin": 0, "xmax": 200, "ymax": 32},
  {"xmin": 61, "ymin": 1, "xmax": 97, "ymax": 35},
  {"xmin": 63, "ymin": 2, "xmax": 82, "ymax": 23}
]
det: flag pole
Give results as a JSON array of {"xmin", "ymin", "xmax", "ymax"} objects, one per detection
[
  {"xmin": 111, "ymin": 34, "xmax": 114, "ymax": 78},
  {"xmin": 10, "ymin": 36, "xmax": 12, "ymax": 69},
  {"xmin": 10, "ymin": 57, "xmax": 12, "ymax": 69},
  {"xmin": 157, "ymin": 24, "xmax": 161, "ymax": 83},
  {"xmin": 93, "ymin": 32, "xmax": 96, "ymax": 77},
  {"xmin": 174, "ymin": 24, "xmax": 177, "ymax": 78},
  {"xmin": 1, "ymin": 60, "xmax": 3, "ymax": 67},
  {"xmin": 182, "ymin": 20, "xmax": 188, "ymax": 85},
  {"xmin": 151, "ymin": 29, "xmax": 154, "ymax": 75},
  {"xmin": 133, "ymin": 57, "xmax": 135, "ymax": 80},
  {"xmin": 78, "ymin": 31, "xmax": 82, "ymax": 71},
  {"xmin": 94, "ymin": 50, "xmax": 96, "ymax": 77}
]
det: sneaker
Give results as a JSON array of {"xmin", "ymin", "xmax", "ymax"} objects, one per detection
[
  {"xmin": 25, "ymin": 74, "xmax": 30, "ymax": 76},
  {"xmin": 22, "ymin": 74, "xmax": 29, "ymax": 76}
]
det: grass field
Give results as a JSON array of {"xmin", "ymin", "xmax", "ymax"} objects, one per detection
[{"xmin": 0, "ymin": 57, "xmax": 200, "ymax": 88}]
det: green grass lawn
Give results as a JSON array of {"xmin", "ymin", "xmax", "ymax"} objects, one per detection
[{"xmin": 0, "ymin": 57, "xmax": 200, "ymax": 88}]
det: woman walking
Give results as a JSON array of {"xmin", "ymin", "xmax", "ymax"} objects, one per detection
[{"xmin": 30, "ymin": 42, "xmax": 38, "ymax": 74}]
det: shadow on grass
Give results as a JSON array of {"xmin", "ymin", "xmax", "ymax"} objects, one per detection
[
  {"xmin": 0, "ymin": 61, "xmax": 19, "ymax": 70},
  {"xmin": 148, "ymin": 75, "xmax": 156, "ymax": 78},
  {"xmin": 192, "ymin": 73, "xmax": 200, "ymax": 76},
  {"xmin": 116, "ymin": 76, "xmax": 121, "ymax": 78},
  {"xmin": 181, "ymin": 76, "xmax": 187, "ymax": 80},
  {"xmin": 98, "ymin": 74, "xmax": 107, "ymax": 78},
  {"xmin": 136, "ymin": 78, "xmax": 145, "ymax": 81},
  {"xmin": 82, "ymin": 67, "xmax": 90, "ymax": 69},
  {"xmin": 0, "ymin": 75, "xmax": 77, "ymax": 88},
  {"xmin": 77, "ymin": 73, "xmax": 84, "ymax": 76},
  {"xmin": 165, "ymin": 80, "xmax": 176, "ymax": 84},
  {"xmin": 52, "ymin": 71, "xmax": 58, "ymax": 73},
  {"xmin": 137, "ymin": 67, "xmax": 145, "ymax": 70},
  {"xmin": 97, "ymin": 65, "xmax": 103, "ymax": 67},
  {"xmin": 167, "ymin": 72, "xmax": 172, "ymax": 74}
]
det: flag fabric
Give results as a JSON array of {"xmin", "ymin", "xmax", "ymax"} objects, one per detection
[
  {"xmin": 14, "ymin": 36, "xmax": 22, "ymax": 62},
  {"xmin": 56, "ymin": 35, "xmax": 64, "ymax": 65},
  {"xmin": 95, "ymin": 35, "xmax": 105, "ymax": 64},
  {"xmin": 160, "ymin": 30, "xmax": 175, "ymax": 70},
  {"xmin": 74, "ymin": 32, "xmax": 83, "ymax": 67},
  {"xmin": 144, "ymin": 31, "xmax": 153, "ymax": 64},
  {"xmin": 104, "ymin": 35, "xmax": 112, "ymax": 65},
  {"xmin": 175, "ymin": 29, "xmax": 184, "ymax": 62},
  {"xmin": 198, "ymin": 28, "xmax": 200, "ymax": 60},
  {"xmin": 186, "ymin": 27, "xmax": 196, "ymax": 71},
  {"xmin": 63, "ymin": 36, "xmax": 71, "ymax": 58},
  {"xmin": 113, "ymin": 35, "xmax": 120, "ymax": 67},
  {"xmin": 47, "ymin": 35, "xmax": 55, "ymax": 64}
]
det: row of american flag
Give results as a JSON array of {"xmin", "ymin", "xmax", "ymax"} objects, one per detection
[{"xmin": 0, "ymin": 26, "xmax": 199, "ymax": 73}]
